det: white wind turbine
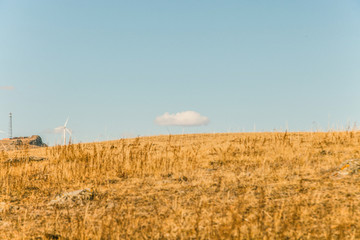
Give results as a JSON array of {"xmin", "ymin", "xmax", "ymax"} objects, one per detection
[{"xmin": 55, "ymin": 118, "xmax": 72, "ymax": 145}]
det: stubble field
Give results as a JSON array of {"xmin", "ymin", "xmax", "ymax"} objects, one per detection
[{"xmin": 0, "ymin": 131, "xmax": 360, "ymax": 239}]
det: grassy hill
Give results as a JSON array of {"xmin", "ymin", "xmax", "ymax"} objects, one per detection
[{"xmin": 0, "ymin": 131, "xmax": 359, "ymax": 239}]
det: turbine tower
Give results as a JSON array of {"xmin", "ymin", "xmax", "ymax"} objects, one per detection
[{"xmin": 9, "ymin": 113, "xmax": 12, "ymax": 139}]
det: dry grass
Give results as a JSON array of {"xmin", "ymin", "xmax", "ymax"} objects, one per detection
[{"xmin": 0, "ymin": 131, "xmax": 360, "ymax": 239}]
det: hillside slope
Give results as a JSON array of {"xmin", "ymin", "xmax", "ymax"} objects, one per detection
[{"xmin": 0, "ymin": 132, "xmax": 359, "ymax": 239}]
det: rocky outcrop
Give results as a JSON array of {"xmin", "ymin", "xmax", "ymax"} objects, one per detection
[
  {"xmin": 28, "ymin": 135, "xmax": 47, "ymax": 147},
  {"xmin": 0, "ymin": 135, "xmax": 47, "ymax": 151}
]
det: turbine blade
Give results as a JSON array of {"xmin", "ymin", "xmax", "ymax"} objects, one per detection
[
  {"xmin": 64, "ymin": 117, "xmax": 69, "ymax": 127},
  {"xmin": 54, "ymin": 126, "xmax": 64, "ymax": 132},
  {"xmin": 66, "ymin": 128, "xmax": 72, "ymax": 135}
]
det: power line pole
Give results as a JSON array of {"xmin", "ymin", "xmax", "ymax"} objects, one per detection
[{"xmin": 9, "ymin": 112, "xmax": 12, "ymax": 139}]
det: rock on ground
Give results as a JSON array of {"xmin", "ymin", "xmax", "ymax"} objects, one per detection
[
  {"xmin": 331, "ymin": 159, "xmax": 360, "ymax": 179},
  {"xmin": 48, "ymin": 188, "xmax": 94, "ymax": 207}
]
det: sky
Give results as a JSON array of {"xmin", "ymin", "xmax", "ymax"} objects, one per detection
[{"xmin": 1, "ymin": 0, "xmax": 360, "ymax": 145}]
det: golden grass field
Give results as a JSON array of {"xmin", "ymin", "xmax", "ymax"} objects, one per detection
[{"xmin": 0, "ymin": 131, "xmax": 360, "ymax": 239}]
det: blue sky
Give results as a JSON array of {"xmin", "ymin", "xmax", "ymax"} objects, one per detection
[{"xmin": 1, "ymin": 0, "xmax": 360, "ymax": 145}]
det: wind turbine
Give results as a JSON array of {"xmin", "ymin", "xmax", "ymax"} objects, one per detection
[{"xmin": 55, "ymin": 118, "xmax": 72, "ymax": 145}]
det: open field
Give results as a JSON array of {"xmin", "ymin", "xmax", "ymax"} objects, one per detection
[{"xmin": 0, "ymin": 131, "xmax": 360, "ymax": 239}]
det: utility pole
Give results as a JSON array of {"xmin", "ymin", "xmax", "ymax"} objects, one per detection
[{"xmin": 9, "ymin": 112, "xmax": 12, "ymax": 139}]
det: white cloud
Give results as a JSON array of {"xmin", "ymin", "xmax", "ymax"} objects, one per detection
[
  {"xmin": 0, "ymin": 86, "xmax": 14, "ymax": 90},
  {"xmin": 155, "ymin": 111, "xmax": 209, "ymax": 126}
]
